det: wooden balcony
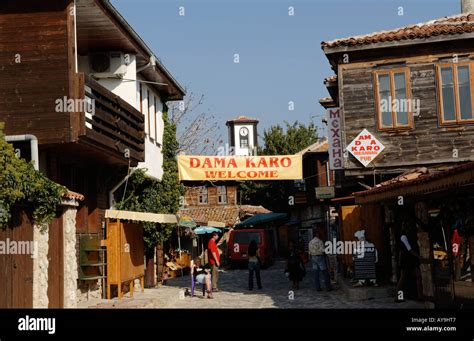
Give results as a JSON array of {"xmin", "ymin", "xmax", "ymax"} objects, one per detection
[{"xmin": 74, "ymin": 73, "xmax": 145, "ymax": 164}]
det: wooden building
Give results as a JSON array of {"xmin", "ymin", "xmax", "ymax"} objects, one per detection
[
  {"xmin": 320, "ymin": 2, "xmax": 474, "ymax": 304},
  {"xmin": 321, "ymin": 11, "xmax": 474, "ymax": 183},
  {"xmin": 0, "ymin": 0, "xmax": 184, "ymax": 305},
  {"xmin": 354, "ymin": 163, "xmax": 474, "ymax": 307}
]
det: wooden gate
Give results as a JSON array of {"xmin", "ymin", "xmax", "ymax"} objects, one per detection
[
  {"xmin": 47, "ymin": 213, "xmax": 64, "ymax": 308},
  {"xmin": 0, "ymin": 207, "xmax": 33, "ymax": 308}
]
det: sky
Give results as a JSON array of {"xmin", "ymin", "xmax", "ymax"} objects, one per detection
[{"xmin": 111, "ymin": 0, "xmax": 458, "ymax": 140}]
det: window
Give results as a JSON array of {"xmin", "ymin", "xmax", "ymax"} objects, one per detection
[
  {"xmin": 374, "ymin": 68, "xmax": 413, "ymax": 130},
  {"xmin": 139, "ymin": 83, "xmax": 143, "ymax": 115},
  {"xmin": 154, "ymin": 96, "xmax": 158, "ymax": 143},
  {"xmin": 240, "ymin": 136, "xmax": 249, "ymax": 148},
  {"xmin": 198, "ymin": 187, "xmax": 208, "ymax": 205},
  {"xmin": 437, "ymin": 63, "xmax": 474, "ymax": 125},
  {"xmin": 233, "ymin": 232, "xmax": 261, "ymax": 244},
  {"xmin": 147, "ymin": 90, "xmax": 154, "ymax": 140},
  {"xmin": 217, "ymin": 186, "xmax": 227, "ymax": 204}
]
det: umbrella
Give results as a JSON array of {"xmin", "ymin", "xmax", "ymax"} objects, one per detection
[{"xmin": 194, "ymin": 226, "xmax": 221, "ymax": 235}]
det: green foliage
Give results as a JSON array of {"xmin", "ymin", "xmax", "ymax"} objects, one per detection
[
  {"xmin": 260, "ymin": 121, "xmax": 319, "ymax": 155},
  {"xmin": 115, "ymin": 111, "xmax": 183, "ymax": 254},
  {"xmin": 0, "ymin": 123, "xmax": 66, "ymax": 228},
  {"xmin": 241, "ymin": 120, "xmax": 318, "ymax": 212}
]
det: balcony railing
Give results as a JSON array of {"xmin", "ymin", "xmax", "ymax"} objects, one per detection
[{"xmin": 79, "ymin": 74, "xmax": 145, "ymax": 163}]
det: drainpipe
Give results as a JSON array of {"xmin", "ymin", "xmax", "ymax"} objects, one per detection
[
  {"xmin": 6, "ymin": 135, "xmax": 39, "ymax": 171},
  {"xmin": 136, "ymin": 56, "xmax": 157, "ymax": 73},
  {"xmin": 108, "ymin": 168, "xmax": 138, "ymax": 209}
]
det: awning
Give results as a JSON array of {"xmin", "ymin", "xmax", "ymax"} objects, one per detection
[
  {"xmin": 105, "ymin": 209, "xmax": 178, "ymax": 224},
  {"xmin": 194, "ymin": 226, "xmax": 221, "ymax": 235},
  {"xmin": 354, "ymin": 162, "xmax": 474, "ymax": 204},
  {"xmin": 237, "ymin": 213, "xmax": 288, "ymax": 228}
]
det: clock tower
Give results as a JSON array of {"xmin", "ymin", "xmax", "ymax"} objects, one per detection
[{"xmin": 226, "ymin": 116, "xmax": 259, "ymax": 156}]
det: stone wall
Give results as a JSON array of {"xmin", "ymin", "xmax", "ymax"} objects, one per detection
[
  {"xmin": 76, "ymin": 280, "xmax": 103, "ymax": 303},
  {"xmin": 63, "ymin": 207, "xmax": 78, "ymax": 308},
  {"xmin": 32, "ymin": 225, "xmax": 49, "ymax": 308}
]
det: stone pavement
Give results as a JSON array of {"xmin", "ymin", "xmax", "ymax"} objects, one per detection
[{"xmin": 81, "ymin": 261, "xmax": 424, "ymax": 309}]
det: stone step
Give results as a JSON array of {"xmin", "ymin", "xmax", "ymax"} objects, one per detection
[{"xmin": 336, "ymin": 274, "xmax": 395, "ymax": 301}]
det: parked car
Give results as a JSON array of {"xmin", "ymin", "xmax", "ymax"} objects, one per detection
[{"xmin": 227, "ymin": 229, "xmax": 275, "ymax": 268}]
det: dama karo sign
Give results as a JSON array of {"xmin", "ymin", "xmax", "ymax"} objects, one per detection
[
  {"xmin": 347, "ymin": 129, "xmax": 385, "ymax": 167},
  {"xmin": 177, "ymin": 155, "xmax": 302, "ymax": 181}
]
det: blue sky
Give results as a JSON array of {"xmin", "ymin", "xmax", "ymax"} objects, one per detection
[{"xmin": 112, "ymin": 0, "xmax": 457, "ymax": 139}]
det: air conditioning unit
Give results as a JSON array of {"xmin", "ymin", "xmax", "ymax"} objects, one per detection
[{"xmin": 89, "ymin": 51, "xmax": 127, "ymax": 79}]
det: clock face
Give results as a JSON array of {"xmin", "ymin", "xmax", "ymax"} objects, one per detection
[{"xmin": 239, "ymin": 127, "xmax": 249, "ymax": 137}]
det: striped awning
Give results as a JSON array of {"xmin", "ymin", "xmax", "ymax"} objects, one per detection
[{"xmin": 105, "ymin": 210, "xmax": 178, "ymax": 224}]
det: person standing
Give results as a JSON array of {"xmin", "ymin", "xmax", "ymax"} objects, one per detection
[
  {"xmin": 395, "ymin": 222, "xmax": 422, "ymax": 302},
  {"xmin": 248, "ymin": 240, "xmax": 262, "ymax": 290},
  {"xmin": 207, "ymin": 232, "xmax": 221, "ymax": 292},
  {"xmin": 308, "ymin": 229, "xmax": 332, "ymax": 291},
  {"xmin": 285, "ymin": 240, "xmax": 305, "ymax": 290}
]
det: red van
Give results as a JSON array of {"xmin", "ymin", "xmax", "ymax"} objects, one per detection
[{"xmin": 228, "ymin": 229, "xmax": 275, "ymax": 268}]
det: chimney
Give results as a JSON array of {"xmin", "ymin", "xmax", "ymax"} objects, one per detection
[{"xmin": 461, "ymin": 0, "xmax": 474, "ymax": 13}]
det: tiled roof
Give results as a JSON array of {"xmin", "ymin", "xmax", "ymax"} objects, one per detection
[
  {"xmin": 354, "ymin": 162, "xmax": 474, "ymax": 202},
  {"xmin": 324, "ymin": 75, "xmax": 337, "ymax": 83},
  {"xmin": 376, "ymin": 167, "xmax": 432, "ymax": 187},
  {"xmin": 297, "ymin": 139, "xmax": 329, "ymax": 155},
  {"xmin": 239, "ymin": 205, "xmax": 271, "ymax": 215},
  {"xmin": 178, "ymin": 205, "xmax": 271, "ymax": 227},
  {"xmin": 322, "ymin": 13, "xmax": 474, "ymax": 49},
  {"xmin": 64, "ymin": 190, "xmax": 85, "ymax": 201},
  {"xmin": 226, "ymin": 115, "xmax": 259, "ymax": 125}
]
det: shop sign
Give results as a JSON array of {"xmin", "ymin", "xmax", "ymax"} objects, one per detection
[
  {"xmin": 327, "ymin": 108, "xmax": 344, "ymax": 170},
  {"xmin": 315, "ymin": 186, "xmax": 335, "ymax": 199},
  {"xmin": 177, "ymin": 155, "xmax": 302, "ymax": 181},
  {"xmin": 347, "ymin": 129, "xmax": 385, "ymax": 167}
]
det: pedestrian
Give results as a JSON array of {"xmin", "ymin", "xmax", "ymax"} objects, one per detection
[
  {"xmin": 191, "ymin": 257, "xmax": 213, "ymax": 298},
  {"xmin": 248, "ymin": 240, "xmax": 262, "ymax": 290},
  {"xmin": 395, "ymin": 221, "xmax": 422, "ymax": 302},
  {"xmin": 308, "ymin": 229, "xmax": 332, "ymax": 291},
  {"xmin": 285, "ymin": 240, "xmax": 305, "ymax": 290},
  {"xmin": 207, "ymin": 232, "xmax": 221, "ymax": 292}
]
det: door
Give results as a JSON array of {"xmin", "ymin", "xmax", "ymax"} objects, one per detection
[
  {"xmin": 48, "ymin": 214, "xmax": 64, "ymax": 308},
  {"xmin": 0, "ymin": 207, "xmax": 33, "ymax": 308}
]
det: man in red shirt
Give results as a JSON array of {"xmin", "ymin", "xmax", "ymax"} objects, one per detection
[{"xmin": 208, "ymin": 232, "xmax": 221, "ymax": 291}]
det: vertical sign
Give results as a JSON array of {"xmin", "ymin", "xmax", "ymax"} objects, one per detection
[{"xmin": 327, "ymin": 108, "xmax": 344, "ymax": 170}]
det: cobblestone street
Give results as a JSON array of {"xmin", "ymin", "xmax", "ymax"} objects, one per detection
[{"xmin": 83, "ymin": 261, "xmax": 424, "ymax": 309}]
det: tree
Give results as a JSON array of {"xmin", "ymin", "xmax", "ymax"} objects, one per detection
[
  {"xmin": 0, "ymin": 122, "xmax": 65, "ymax": 228},
  {"xmin": 115, "ymin": 109, "xmax": 184, "ymax": 255},
  {"xmin": 260, "ymin": 121, "xmax": 319, "ymax": 155},
  {"xmin": 167, "ymin": 91, "xmax": 222, "ymax": 155},
  {"xmin": 241, "ymin": 121, "xmax": 318, "ymax": 212}
]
